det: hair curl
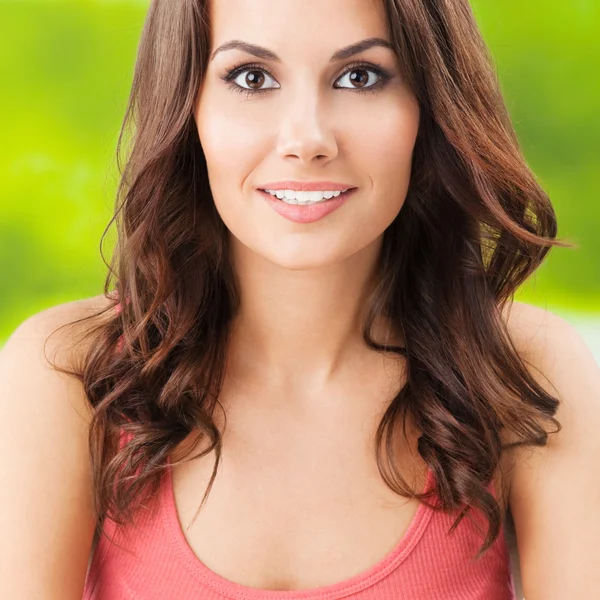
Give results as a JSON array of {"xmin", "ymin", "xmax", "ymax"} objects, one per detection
[{"xmin": 49, "ymin": 0, "xmax": 573, "ymax": 561}]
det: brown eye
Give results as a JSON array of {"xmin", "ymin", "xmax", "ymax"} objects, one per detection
[
  {"xmin": 335, "ymin": 67, "xmax": 380, "ymax": 90},
  {"xmin": 245, "ymin": 71, "xmax": 265, "ymax": 89},
  {"xmin": 348, "ymin": 69, "xmax": 369, "ymax": 88},
  {"xmin": 230, "ymin": 68, "xmax": 279, "ymax": 91}
]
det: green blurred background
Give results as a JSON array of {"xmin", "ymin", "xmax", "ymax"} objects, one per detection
[{"xmin": 1, "ymin": 0, "xmax": 598, "ymax": 359}]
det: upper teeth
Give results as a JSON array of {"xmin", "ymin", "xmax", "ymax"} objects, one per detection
[{"xmin": 264, "ymin": 189, "xmax": 349, "ymax": 204}]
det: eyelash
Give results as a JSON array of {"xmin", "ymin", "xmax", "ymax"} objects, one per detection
[{"xmin": 220, "ymin": 60, "xmax": 393, "ymax": 99}]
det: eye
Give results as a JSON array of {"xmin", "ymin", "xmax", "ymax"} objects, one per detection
[
  {"xmin": 232, "ymin": 69, "xmax": 280, "ymax": 91},
  {"xmin": 223, "ymin": 64, "xmax": 280, "ymax": 96},
  {"xmin": 334, "ymin": 65, "xmax": 386, "ymax": 91}
]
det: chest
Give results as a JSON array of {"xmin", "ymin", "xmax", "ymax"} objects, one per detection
[{"xmin": 168, "ymin": 401, "xmax": 512, "ymax": 592}]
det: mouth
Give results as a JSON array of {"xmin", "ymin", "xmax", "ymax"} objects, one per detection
[
  {"xmin": 258, "ymin": 187, "xmax": 357, "ymax": 206},
  {"xmin": 258, "ymin": 187, "xmax": 358, "ymax": 224}
]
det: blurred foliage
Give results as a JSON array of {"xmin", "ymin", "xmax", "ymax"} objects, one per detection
[{"xmin": 0, "ymin": 0, "xmax": 598, "ymax": 344}]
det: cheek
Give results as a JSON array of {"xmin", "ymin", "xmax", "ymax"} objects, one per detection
[
  {"xmin": 195, "ymin": 102, "xmax": 268, "ymax": 231},
  {"xmin": 342, "ymin": 98, "xmax": 419, "ymax": 240},
  {"xmin": 356, "ymin": 99, "xmax": 420, "ymax": 199},
  {"xmin": 194, "ymin": 77, "xmax": 275, "ymax": 172},
  {"xmin": 197, "ymin": 108, "xmax": 257, "ymax": 183}
]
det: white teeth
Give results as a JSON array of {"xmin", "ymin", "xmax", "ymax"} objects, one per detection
[{"xmin": 263, "ymin": 188, "xmax": 350, "ymax": 205}]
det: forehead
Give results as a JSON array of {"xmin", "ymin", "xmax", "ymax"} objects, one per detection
[{"xmin": 208, "ymin": 0, "xmax": 388, "ymax": 46}]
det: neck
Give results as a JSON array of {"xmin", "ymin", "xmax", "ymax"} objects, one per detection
[{"xmin": 226, "ymin": 235, "xmax": 401, "ymax": 392}]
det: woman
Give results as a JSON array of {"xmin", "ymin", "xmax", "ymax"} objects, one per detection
[{"xmin": 1, "ymin": 0, "xmax": 598, "ymax": 598}]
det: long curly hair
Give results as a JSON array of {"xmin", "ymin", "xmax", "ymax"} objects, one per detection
[{"xmin": 49, "ymin": 0, "xmax": 573, "ymax": 560}]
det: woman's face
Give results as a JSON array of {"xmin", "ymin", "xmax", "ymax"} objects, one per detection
[{"xmin": 194, "ymin": 0, "xmax": 420, "ymax": 271}]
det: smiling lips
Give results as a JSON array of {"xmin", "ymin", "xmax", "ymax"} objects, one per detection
[{"xmin": 258, "ymin": 187, "xmax": 358, "ymax": 224}]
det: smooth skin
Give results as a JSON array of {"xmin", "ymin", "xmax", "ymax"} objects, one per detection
[
  {"xmin": 1, "ymin": 0, "xmax": 599, "ymax": 597},
  {"xmin": 0, "ymin": 298, "xmax": 102, "ymax": 599},
  {"xmin": 501, "ymin": 302, "xmax": 600, "ymax": 598}
]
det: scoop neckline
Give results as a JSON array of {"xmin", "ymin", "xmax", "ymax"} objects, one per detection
[{"xmin": 160, "ymin": 456, "xmax": 436, "ymax": 600}]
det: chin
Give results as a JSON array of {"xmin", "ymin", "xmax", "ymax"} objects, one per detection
[
  {"xmin": 266, "ymin": 253, "xmax": 345, "ymax": 272},
  {"xmin": 255, "ymin": 243, "xmax": 350, "ymax": 271}
]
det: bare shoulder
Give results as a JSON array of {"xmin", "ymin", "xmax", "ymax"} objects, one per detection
[
  {"xmin": 501, "ymin": 299, "xmax": 578, "ymax": 362},
  {"xmin": 501, "ymin": 299, "xmax": 599, "ymax": 441},
  {"xmin": 490, "ymin": 302, "xmax": 565, "ymax": 505},
  {"xmin": 500, "ymin": 300, "xmax": 600, "ymax": 597},
  {"xmin": 0, "ymin": 293, "xmax": 113, "ymax": 412},
  {"xmin": 24, "ymin": 293, "xmax": 116, "ymax": 371},
  {"xmin": 0, "ymin": 294, "xmax": 113, "ymax": 598},
  {"xmin": 500, "ymin": 298, "xmax": 599, "ymax": 463}
]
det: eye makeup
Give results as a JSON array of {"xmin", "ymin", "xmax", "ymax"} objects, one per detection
[{"xmin": 220, "ymin": 60, "xmax": 394, "ymax": 100}]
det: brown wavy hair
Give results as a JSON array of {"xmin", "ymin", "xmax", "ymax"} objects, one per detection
[{"xmin": 49, "ymin": 0, "xmax": 573, "ymax": 560}]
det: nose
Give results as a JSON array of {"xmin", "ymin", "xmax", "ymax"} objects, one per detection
[{"xmin": 275, "ymin": 90, "xmax": 339, "ymax": 165}]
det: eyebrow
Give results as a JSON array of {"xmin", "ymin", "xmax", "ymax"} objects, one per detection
[{"xmin": 210, "ymin": 37, "xmax": 393, "ymax": 63}]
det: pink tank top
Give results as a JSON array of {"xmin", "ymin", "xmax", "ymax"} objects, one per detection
[{"xmin": 83, "ymin": 456, "xmax": 516, "ymax": 599}]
